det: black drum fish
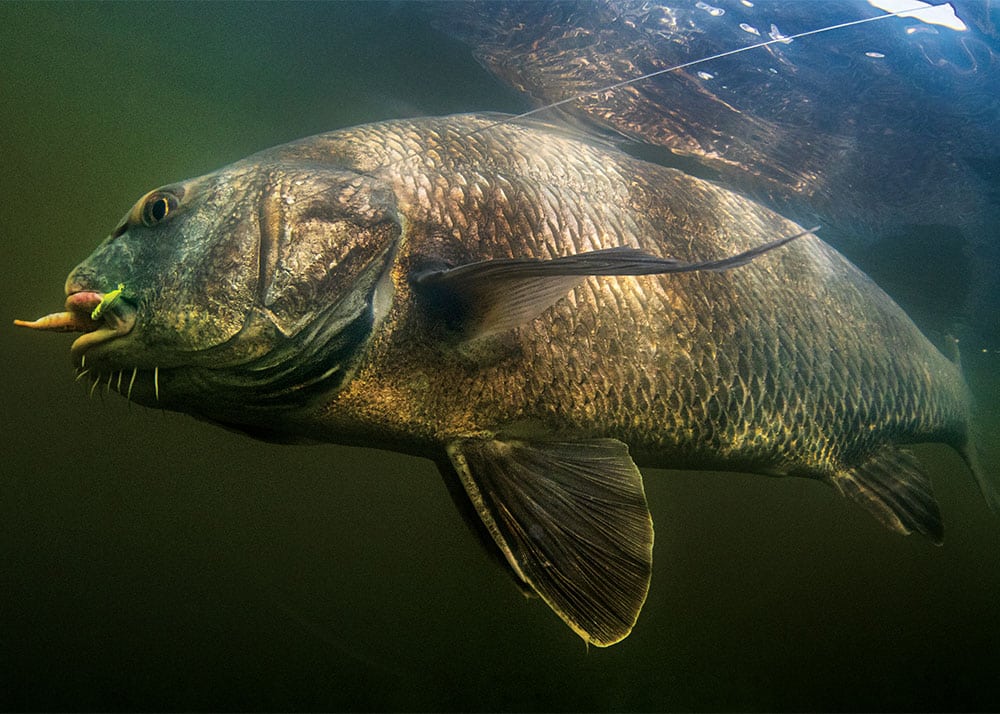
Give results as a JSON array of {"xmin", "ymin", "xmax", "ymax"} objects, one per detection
[{"xmin": 15, "ymin": 113, "xmax": 990, "ymax": 645}]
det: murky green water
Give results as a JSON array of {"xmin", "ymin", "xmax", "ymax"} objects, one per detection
[{"xmin": 3, "ymin": 2, "xmax": 999, "ymax": 711}]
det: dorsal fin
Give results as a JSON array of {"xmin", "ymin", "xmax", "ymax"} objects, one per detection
[{"xmin": 382, "ymin": 7, "xmax": 948, "ymax": 172}]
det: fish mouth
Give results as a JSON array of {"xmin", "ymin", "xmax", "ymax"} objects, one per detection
[{"xmin": 14, "ymin": 290, "xmax": 137, "ymax": 365}]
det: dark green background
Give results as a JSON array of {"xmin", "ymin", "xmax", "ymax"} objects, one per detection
[{"xmin": 3, "ymin": 2, "xmax": 999, "ymax": 711}]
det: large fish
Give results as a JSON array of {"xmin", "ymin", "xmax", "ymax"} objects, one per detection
[{"xmin": 15, "ymin": 114, "xmax": 989, "ymax": 646}]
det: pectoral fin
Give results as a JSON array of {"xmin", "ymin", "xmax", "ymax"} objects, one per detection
[
  {"xmin": 830, "ymin": 445, "xmax": 943, "ymax": 544},
  {"xmin": 413, "ymin": 227, "xmax": 816, "ymax": 338},
  {"xmin": 444, "ymin": 437, "xmax": 654, "ymax": 646}
]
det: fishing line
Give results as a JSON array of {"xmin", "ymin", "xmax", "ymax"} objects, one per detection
[
  {"xmin": 351, "ymin": 3, "xmax": 957, "ymax": 220},
  {"xmin": 501, "ymin": 3, "xmax": 954, "ymax": 126},
  {"xmin": 384, "ymin": 3, "xmax": 954, "ymax": 156},
  {"xmin": 330, "ymin": 5, "xmax": 960, "ymax": 253}
]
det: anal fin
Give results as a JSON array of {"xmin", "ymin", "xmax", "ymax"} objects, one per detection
[
  {"xmin": 443, "ymin": 437, "xmax": 654, "ymax": 646},
  {"xmin": 830, "ymin": 446, "xmax": 943, "ymax": 544}
]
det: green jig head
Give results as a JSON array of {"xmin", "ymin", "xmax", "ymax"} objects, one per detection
[{"xmin": 91, "ymin": 283, "xmax": 126, "ymax": 320}]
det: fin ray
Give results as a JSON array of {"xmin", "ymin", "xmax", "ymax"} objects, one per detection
[
  {"xmin": 830, "ymin": 446, "xmax": 943, "ymax": 543},
  {"xmin": 445, "ymin": 437, "xmax": 654, "ymax": 646}
]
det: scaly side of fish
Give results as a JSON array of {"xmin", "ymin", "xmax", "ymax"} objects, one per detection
[{"xmin": 15, "ymin": 115, "xmax": 984, "ymax": 646}]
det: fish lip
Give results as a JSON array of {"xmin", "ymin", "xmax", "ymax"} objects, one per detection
[{"xmin": 66, "ymin": 290, "xmax": 138, "ymax": 364}]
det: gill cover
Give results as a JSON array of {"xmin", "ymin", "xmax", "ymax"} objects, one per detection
[
  {"xmin": 258, "ymin": 170, "xmax": 401, "ymax": 338},
  {"xmin": 205, "ymin": 167, "xmax": 403, "ymax": 411}
]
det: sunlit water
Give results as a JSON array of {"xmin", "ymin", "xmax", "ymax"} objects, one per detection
[{"xmin": 3, "ymin": 2, "xmax": 998, "ymax": 711}]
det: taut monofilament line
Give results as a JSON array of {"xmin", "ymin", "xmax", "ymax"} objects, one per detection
[
  {"xmin": 502, "ymin": 4, "xmax": 953, "ymax": 125},
  {"xmin": 385, "ymin": 3, "xmax": 954, "ymax": 167}
]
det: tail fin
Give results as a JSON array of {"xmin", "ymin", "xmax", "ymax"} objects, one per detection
[
  {"xmin": 959, "ymin": 420, "xmax": 1000, "ymax": 515},
  {"xmin": 955, "ymin": 429, "xmax": 1000, "ymax": 521},
  {"xmin": 949, "ymin": 335, "xmax": 1000, "ymax": 514}
]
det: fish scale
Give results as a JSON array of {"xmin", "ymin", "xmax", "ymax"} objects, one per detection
[{"xmin": 16, "ymin": 113, "xmax": 983, "ymax": 645}]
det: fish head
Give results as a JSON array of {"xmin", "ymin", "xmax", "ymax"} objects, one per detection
[
  {"xmin": 22, "ymin": 149, "xmax": 402, "ymax": 434},
  {"xmin": 64, "ymin": 169, "xmax": 260, "ymax": 372}
]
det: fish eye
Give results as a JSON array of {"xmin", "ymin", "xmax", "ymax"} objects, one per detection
[{"xmin": 141, "ymin": 191, "xmax": 179, "ymax": 227}]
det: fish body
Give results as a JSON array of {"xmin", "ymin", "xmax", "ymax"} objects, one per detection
[{"xmin": 16, "ymin": 114, "xmax": 982, "ymax": 645}]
